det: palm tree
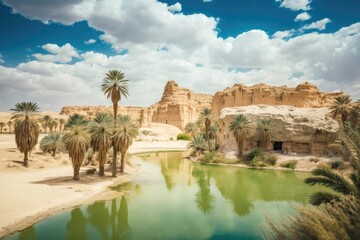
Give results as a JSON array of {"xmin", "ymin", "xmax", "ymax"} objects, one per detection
[
  {"xmin": 59, "ymin": 118, "xmax": 65, "ymax": 132},
  {"xmin": 209, "ymin": 123, "xmax": 219, "ymax": 150},
  {"xmin": 114, "ymin": 115, "xmax": 138, "ymax": 173},
  {"xmin": 64, "ymin": 114, "xmax": 88, "ymax": 129},
  {"xmin": 40, "ymin": 133, "xmax": 64, "ymax": 157},
  {"xmin": 330, "ymin": 95, "xmax": 352, "ymax": 123},
  {"xmin": 256, "ymin": 118, "xmax": 276, "ymax": 150},
  {"xmin": 0, "ymin": 122, "xmax": 5, "ymax": 133},
  {"xmin": 62, "ymin": 124, "xmax": 90, "ymax": 180},
  {"xmin": 53, "ymin": 118, "xmax": 59, "ymax": 132},
  {"xmin": 229, "ymin": 114, "xmax": 252, "ymax": 157},
  {"xmin": 200, "ymin": 108, "xmax": 215, "ymax": 151},
  {"xmin": 188, "ymin": 135, "xmax": 207, "ymax": 156},
  {"xmin": 184, "ymin": 122, "xmax": 198, "ymax": 138},
  {"xmin": 42, "ymin": 115, "xmax": 52, "ymax": 132},
  {"xmin": 7, "ymin": 120, "xmax": 12, "ymax": 133},
  {"xmin": 101, "ymin": 70, "xmax": 129, "ymax": 177},
  {"xmin": 10, "ymin": 102, "xmax": 40, "ymax": 167},
  {"xmin": 305, "ymin": 168, "xmax": 360, "ymax": 206},
  {"xmin": 89, "ymin": 113, "xmax": 114, "ymax": 176}
]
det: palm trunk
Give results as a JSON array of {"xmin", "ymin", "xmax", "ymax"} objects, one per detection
[
  {"xmin": 237, "ymin": 141, "xmax": 243, "ymax": 157},
  {"xmin": 112, "ymin": 102, "xmax": 118, "ymax": 177},
  {"xmin": 24, "ymin": 150, "xmax": 29, "ymax": 167},
  {"xmin": 120, "ymin": 153, "xmax": 125, "ymax": 173},
  {"xmin": 73, "ymin": 162, "xmax": 80, "ymax": 180}
]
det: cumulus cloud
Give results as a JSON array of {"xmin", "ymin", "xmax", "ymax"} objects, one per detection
[
  {"xmin": 84, "ymin": 39, "xmax": 96, "ymax": 44},
  {"xmin": 168, "ymin": 2, "xmax": 181, "ymax": 12},
  {"xmin": 294, "ymin": 12, "xmax": 311, "ymax": 22},
  {"xmin": 276, "ymin": 0, "xmax": 311, "ymax": 11},
  {"xmin": 272, "ymin": 30, "xmax": 295, "ymax": 39},
  {"xmin": 301, "ymin": 18, "xmax": 331, "ymax": 31},
  {"xmin": 32, "ymin": 43, "xmax": 80, "ymax": 63}
]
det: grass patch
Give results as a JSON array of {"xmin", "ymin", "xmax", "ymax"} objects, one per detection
[
  {"xmin": 280, "ymin": 160, "xmax": 298, "ymax": 169},
  {"xmin": 199, "ymin": 152, "xmax": 239, "ymax": 165},
  {"xmin": 245, "ymin": 148, "xmax": 278, "ymax": 167},
  {"xmin": 177, "ymin": 133, "xmax": 192, "ymax": 140}
]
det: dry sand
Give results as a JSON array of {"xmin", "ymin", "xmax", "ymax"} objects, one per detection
[{"xmin": 0, "ymin": 134, "xmax": 189, "ymax": 238}]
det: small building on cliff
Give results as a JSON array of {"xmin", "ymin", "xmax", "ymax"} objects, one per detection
[{"xmin": 218, "ymin": 105, "xmax": 340, "ymax": 155}]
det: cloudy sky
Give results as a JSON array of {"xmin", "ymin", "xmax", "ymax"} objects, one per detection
[{"xmin": 0, "ymin": 0, "xmax": 359, "ymax": 112}]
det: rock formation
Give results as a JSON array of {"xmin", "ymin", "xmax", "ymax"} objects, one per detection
[
  {"xmin": 212, "ymin": 82, "xmax": 345, "ymax": 116},
  {"xmin": 218, "ymin": 105, "xmax": 339, "ymax": 155}
]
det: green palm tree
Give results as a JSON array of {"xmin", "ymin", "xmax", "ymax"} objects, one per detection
[
  {"xmin": 64, "ymin": 114, "xmax": 88, "ymax": 129},
  {"xmin": 101, "ymin": 70, "xmax": 129, "ymax": 177},
  {"xmin": 40, "ymin": 133, "xmax": 64, "ymax": 157},
  {"xmin": 330, "ymin": 95, "xmax": 352, "ymax": 123},
  {"xmin": 256, "ymin": 118, "xmax": 276, "ymax": 150},
  {"xmin": 62, "ymin": 124, "xmax": 91, "ymax": 180},
  {"xmin": 184, "ymin": 122, "xmax": 198, "ymax": 138},
  {"xmin": 59, "ymin": 118, "xmax": 65, "ymax": 132},
  {"xmin": 200, "ymin": 108, "xmax": 215, "ymax": 151},
  {"xmin": 229, "ymin": 114, "xmax": 252, "ymax": 157},
  {"xmin": 10, "ymin": 102, "xmax": 40, "ymax": 167},
  {"xmin": 0, "ymin": 122, "xmax": 5, "ymax": 133},
  {"xmin": 209, "ymin": 123, "xmax": 219, "ymax": 150},
  {"xmin": 305, "ymin": 168, "xmax": 360, "ymax": 206},
  {"xmin": 42, "ymin": 115, "xmax": 52, "ymax": 132},
  {"xmin": 188, "ymin": 135, "xmax": 207, "ymax": 156},
  {"xmin": 114, "ymin": 115, "xmax": 138, "ymax": 173},
  {"xmin": 7, "ymin": 120, "xmax": 12, "ymax": 133},
  {"xmin": 89, "ymin": 113, "xmax": 114, "ymax": 176}
]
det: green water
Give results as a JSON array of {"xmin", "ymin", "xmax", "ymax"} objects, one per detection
[{"xmin": 7, "ymin": 152, "xmax": 324, "ymax": 240}]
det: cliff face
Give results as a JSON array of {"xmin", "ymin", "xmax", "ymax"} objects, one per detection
[
  {"xmin": 218, "ymin": 105, "xmax": 339, "ymax": 155},
  {"xmin": 212, "ymin": 82, "xmax": 345, "ymax": 116},
  {"xmin": 60, "ymin": 80, "xmax": 212, "ymax": 129}
]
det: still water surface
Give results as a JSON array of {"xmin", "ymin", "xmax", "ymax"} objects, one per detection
[{"xmin": 7, "ymin": 151, "xmax": 323, "ymax": 240}]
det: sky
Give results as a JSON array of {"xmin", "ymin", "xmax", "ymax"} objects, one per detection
[{"xmin": 0, "ymin": 0, "xmax": 359, "ymax": 112}]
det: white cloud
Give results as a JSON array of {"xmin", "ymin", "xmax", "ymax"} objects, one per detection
[
  {"xmin": 272, "ymin": 30, "xmax": 295, "ymax": 39},
  {"xmin": 301, "ymin": 18, "xmax": 331, "ymax": 31},
  {"xmin": 203, "ymin": 0, "xmax": 212, "ymax": 2},
  {"xmin": 0, "ymin": 54, "xmax": 4, "ymax": 63},
  {"xmin": 168, "ymin": 2, "xmax": 181, "ymax": 12},
  {"xmin": 276, "ymin": 0, "xmax": 311, "ymax": 11},
  {"xmin": 32, "ymin": 43, "xmax": 80, "ymax": 63},
  {"xmin": 84, "ymin": 39, "xmax": 96, "ymax": 44},
  {"xmin": 294, "ymin": 12, "xmax": 311, "ymax": 22}
]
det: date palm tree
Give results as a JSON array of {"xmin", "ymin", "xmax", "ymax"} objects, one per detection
[
  {"xmin": 330, "ymin": 95, "xmax": 352, "ymax": 123},
  {"xmin": 89, "ymin": 113, "xmax": 114, "ymax": 176},
  {"xmin": 42, "ymin": 115, "xmax": 52, "ymax": 132},
  {"xmin": 305, "ymin": 168, "xmax": 360, "ymax": 206},
  {"xmin": 59, "ymin": 118, "xmax": 65, "ymax": 132},
  {"xmin": 188, "ymin": 135, "xmax": 207, "ymax": 156},
  {"xmin": 40, "ymin": 133, "xmax": 64, "ymax": 157},
  {"xmin": 229, "ymin": 114, "xmax": 252, "ymax": 157},
  {"xmin": 62, "ymin": 124, "xmax": 90, "ymax": 180},
  {"xmin": 10, "ymin": 102, "xmax": 40, "ymax": 167},
  {"xmin": 114, "ymin": 115, "xmax": 138, "ymax": 173},
  {"xmin": 64, "ymin": 114, "xmax": 88, "ymax": 129},
  {"xmin": 101, "ymin": 70, "xmax": 129, "ymax": 177},
  {"xmin": 7, "ymin": 120, "xmax": 12, "ymax": 133},
  {"xmin": 256, "ymin": 118, "xmax": 276, "ymax": 150},
  {"xmin": 200, "ymin": 108, "xmax": 215, "ymax": 151},
  {"xmin": 0, "ymin": 122, "xmax": 5, "ymax": 133},
  {"xmin": 184, "ymin": 122, "xmax": 198, "ymax": 138}
]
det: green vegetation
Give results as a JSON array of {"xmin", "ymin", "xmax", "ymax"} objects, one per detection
[
  {"xmin": 184, "ymin": 121, "xmax": 198, "ymax": 138},
  {"xmin": 188, "ymin": 135, "xmax": 207, "ymax": 156},
  {"xmin": 40, "ymin": 133, "xmax": 64, "ymax": 157},
  {"xmin": 256, "ymin": 118, "xmax": 276, "ymax": 149},
  {"xmin": 330, "ymin": 95, "xmax": 352, "ymax": 123},
  {"xmin": 279, "ymin": 160, "xmax": 297, "ymax": 169},
  {"xmin": 245, "ymin": 148, "xmax": 277, "ymax": 167},
  {"xmin": 141, "ymin": 130, "xmax": 151, "ymax": 136},
  {"xmin": 199, "ymin": 108, "xmax": 215, "ymax": 151},
  {"xmin": 176, "ymin": 133, "xmax": 192, "ymax": 140},
  {"xmin": 199, "ymin": 151, "xmax": 238, "ymax": 165},
  {"xmin": 229, "ymin": 114, "xmax": 252, "ymax": 157}
]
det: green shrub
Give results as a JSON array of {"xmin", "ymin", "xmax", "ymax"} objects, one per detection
[
  {"xmin": 265, "ymin": 155, "xmax": 277, "ymax": 166},
  {"xmin": 280, "ymin": 160, "xmax": 298, "ymax": 169},
  {"xmin": 247, "ymin": 148, "xmax": 263, "ymax": 161},
  {"xmin": 177, "ymin": 133, "xmax": 192, "ymax": 140},
  {"xmin": 330, "ymin": 160, "xmax": 344, "ymax": 169},
  {"xmin": 141, "ymin": 130, "xmax": 151, "ymax": 136}
]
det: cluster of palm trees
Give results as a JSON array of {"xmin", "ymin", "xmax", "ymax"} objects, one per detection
[
  {"xmin": 0, "ymin": 120, "xmax": 13, "ymax": 133},
  {"xmin": 40, "ymin": 115, "xmax": 66, "ymax": 133},
  {"xmin": 10, "ymin": 70, "xmax": 137, "ymax": 180}
]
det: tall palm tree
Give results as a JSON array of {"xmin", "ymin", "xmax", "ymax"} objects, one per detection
[
  {"xmin": 188, "ymin": 135, "xmax": 207, "ymax": 156},
  {"xmin": 40, "ymin": 133, "xmax": 64, "ymax": 157},
  {"xmin": 89, "ymin": 113, "xmax": 114, "ymax": 176},
  {"xmin": 229, "ymin": 114, "xmax": 252, "ymax": 157},
  {"xmin": 7, "ymin": 120, "xmax": 12, "ymax": 133},
  {"xmin": 209, "ymin": 123, "xmax": 219, "ymax": 150},
  {"xmin": 200, "ymin": 108, "xmax": 215, "ymax": 151},
  {"xmin": 184, "ymin": 122, "xmax": 198, "ymax": 138},
  {"xmin": 42, "ymin": 115, "xmax": 52, "ymax": 132},
  {"xmin": 101, "ymin": 70, "xmax": 129, "ymax": 177},
  {"xmin": 62, "ymin": 124, "xmax": 90, "ymax": 180},
  {"xmin": 59, "ymin": 118, "xmax": 65, "ymax": 132},
  {"xmin": 10, "ymin": 102, "xmax": 40, "ymax": 167},
  {"xmin": 256, "ymin": 118, "xmax": 276, "ymax": 149},
  {"xmin": 305, "ymin": 168, "xmax": 360, "ymax": 206},
  {"xmin": 114, "ymin": 115, "xmax": 138, "ymax": 173},
  {"xmin": 0, "ymin": 122, "xmax": 5, "ymax": 133},
  {"xmin": 330, "ymin": 95, "xmax": 352, "ymax": 123}
]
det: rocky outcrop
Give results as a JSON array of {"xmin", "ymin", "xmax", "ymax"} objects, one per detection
[
  {"xmin": 218, "ymin": 105, "xmax": 339, "ymax": 155},
  {"xmin": 212, "ymin": 82, "xmax": 345, "ymax": 116},
  {"xmin": 60, "ymin": 80, "xmax": 212, "ymax": 129}
]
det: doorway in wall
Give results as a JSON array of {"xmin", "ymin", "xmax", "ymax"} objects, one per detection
[{"xmin": 273, "ymin": 142, "xmax": 283, "ymax": 151}]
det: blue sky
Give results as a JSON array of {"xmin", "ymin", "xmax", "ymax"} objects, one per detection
[{"xmin": 0, "ymin": 0, "xmax": 359, "ymax": 111}]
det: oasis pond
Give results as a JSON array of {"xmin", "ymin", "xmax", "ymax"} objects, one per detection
[{"xmin": 7, "ymin": 151, "xmax": 324, "ymax": 240}]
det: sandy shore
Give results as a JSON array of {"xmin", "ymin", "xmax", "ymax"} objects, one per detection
[{"xmin": 0, "ymin": 134, "xmax": 189, "ymax": 238}]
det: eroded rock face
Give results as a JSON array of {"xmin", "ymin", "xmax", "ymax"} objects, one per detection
[
  {"xmin": 212, "ymin": 82, "xmax": 345, "ymax": 116},
  {"xmin": 218, "ymin": 105, "xmax": 339, "ymax": 155},
  {"xmin": 60, "ymin": 80, "xmax": 212, "ymax": 129}
]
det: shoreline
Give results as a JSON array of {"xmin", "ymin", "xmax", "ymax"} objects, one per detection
[{"xmin": 0, "ymin": 140, "xmax": 189, "ymax": 238}]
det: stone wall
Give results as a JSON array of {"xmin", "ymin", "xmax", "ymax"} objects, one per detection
[{"xmin": 218, "ymin": 105, "xmax": 339, "ymax": 155}]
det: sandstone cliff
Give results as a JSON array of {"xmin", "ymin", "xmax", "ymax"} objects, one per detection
[
  {"xmin": 218, "ymin": 105, "xmax": 339, "ymax": 155},
  {"xmin": 212, "ymin": 82, "xmax": 345, "ymax": 116}
]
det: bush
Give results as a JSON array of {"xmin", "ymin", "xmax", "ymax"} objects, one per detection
[
  {"xmin": 280, "ymin": 160, "xmax": 298, "ymax": 169},
  {"xmin": 265, "ymin": 155, "xmax": 277, "ymax": 166},
  {"xmin": 330, "ymin": 160, "xmax": 344, "ymax": 169},
  {"xmin": 199, "ymin": 151, "xmax": 216, "ymax": 165},
  {"xmin": 177, "ymin": 133, "xmax": 192, "ymax": 140},
  {"xmin": 247, "ymin": 148, "xmax": 263, "ymax": 161},
  {"xmin": 141, "ymin": 130, "xmax": 151, "ymax": 136}
]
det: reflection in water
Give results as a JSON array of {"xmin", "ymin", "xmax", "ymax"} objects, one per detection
[
  {"xmin": 66, "ymin": 208, "xmax": 87, "ymax": 240},
  {"xmin": 192, "ymin": 169, "xmax": 215, "ymax": 214},
  {"xmin": 111, "ymin": 197, "xmax": 130, "ymax": 240},
  {"xmin": 18, "ymin": 226, "xmax": 36, "ymax": 240}
]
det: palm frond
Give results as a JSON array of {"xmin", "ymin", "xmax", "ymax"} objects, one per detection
[{"xmin": 308, "ymin": 191, "xmax": 341, "ymax": 206}]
